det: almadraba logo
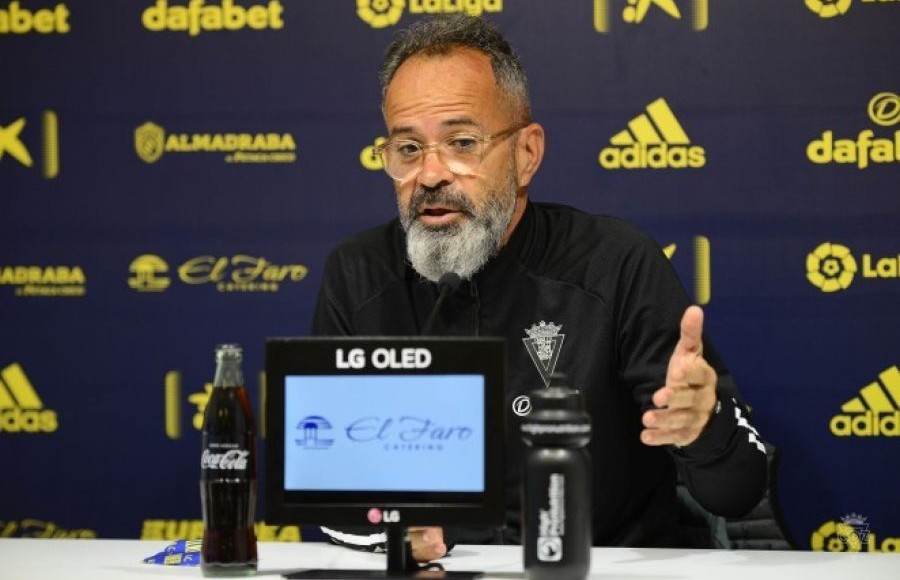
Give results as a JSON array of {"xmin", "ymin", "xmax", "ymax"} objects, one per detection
[
  {"xmin": 806, "ymin": 0, "xmax": 898, "ymax": 19},
  {"xmin": 811, "ymin": 513, "xmax": 900, "ymax": 552},
  {"xmin": 128, "ymin": 254, "xmax": 308, "ymax": 293},
  {"xmin": 0, "ymin": 363, "xmax": 58, "ymax": 433},
  {"xmin": 356, "ymin": 0, "xmax": 502, "ymax": 29},
  {"xmin": 0, "ymin": 111, "xmax": 59, "ymax": 179},
  {"xmin": 134, "ymin": 121, "xmax": 296, "ymax": 164},
  {"xmin": 807, "ymin": 92, "xmax": 899, "ymax": 169},
  {"xmin": 593, "ymin": 0, "xmax": 708, "ymax": 33},
  {"xmin": 0, "ymin": 264, "xmax": 85, "ymax": 297},
  {"xmin": 806, "ymin": 242, "xmax": 898, "ymax": 292},
  {"xmin": 829, "ymin": 365, "xmax": 899, "ymax": 437},
  {"xmin": 599, "ymin": 98, "xmax": 706, "ymax": 170},
  {"xmin": 142, "ymin": 0, "xmax": 284, "ymax": 35},
  {"xmin": 0, "ymin": 1, "xmax": 70, "ymax": 34}
]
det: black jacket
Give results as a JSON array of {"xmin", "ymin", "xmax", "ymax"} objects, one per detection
[{"xmin": 312, "ymin": 201, "xmax": 767, "ymax": 547}]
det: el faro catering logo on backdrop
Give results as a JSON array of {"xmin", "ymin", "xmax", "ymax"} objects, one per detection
[
  {"xmin": 807, "ymin": 91, "xmax": 899, "ymax": 169},
  {"xmin": 0, "ymin": 363, "xmax": 58, "ymax": 434},
  {"xmin": 0, "ymin": 1, "xmax": 70, "ymax": 34},
  {"xmin": 806, "ymin": 242, "xmax": 898, "ymax": 293},
  {"xmin": 356, "ymin": 0, "xmax": 502, "ymax": 29},
  {"xmin": 0, "ymin": 111, "xmax": 59, "ymax": 179},
  {"xmin": 127, "ymin": 253, "xmax": 308, "ymax": 293},
  {"xmin": 805, "ymin": 0, "xmax": 899, "ymax": 19},
  {"xmin": 598, "ymin": 98, "xmax": 706, "ymax": 170},
  {"xmin": 592, "ymin": 0, "xmax": 708, "ymax": 33},
  {"xmin": 141, "ymin": 0, "xmax": 284, "ymax": 35},
  {"xmin": 135, "ymin": 121, "xmax": 296, "ymax": 164},
  {"xmin": 829, "ymin": 365, "xmax": 899, "ymax": 437}
]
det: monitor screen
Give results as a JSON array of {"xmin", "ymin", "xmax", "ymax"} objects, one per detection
[{"xmin": 265, "ymin": 337, "xmax": 506, "ymax": 528}]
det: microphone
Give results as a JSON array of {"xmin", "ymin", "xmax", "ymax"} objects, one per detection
[{"xmin": 421, "ymin": 272, "xmax": 461, "ymax": 335}]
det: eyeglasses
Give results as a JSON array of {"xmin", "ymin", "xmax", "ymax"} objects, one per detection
[{"xmin": 374, "ymin": 122, "xmax": 529, "ymax": 183}]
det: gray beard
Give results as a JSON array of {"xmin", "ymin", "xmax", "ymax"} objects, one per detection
[{"xmin": 399, "ymin": 176, "xmax": 517, "ymax": 283}]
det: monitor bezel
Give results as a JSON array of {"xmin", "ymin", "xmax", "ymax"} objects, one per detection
[{"xmin": 265, "ymin": 337, "xmax": 506, "ymax": 528}]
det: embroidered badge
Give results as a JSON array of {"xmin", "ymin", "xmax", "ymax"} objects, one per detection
[{"xmin": 522, "ymin": 321, "xmax": 565, "ymax": 387}]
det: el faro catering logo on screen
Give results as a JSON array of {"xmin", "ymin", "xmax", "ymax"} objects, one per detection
[
  {"xmin": 592, "ymin": 0, "xmax": 708, "ymax": 33},
  {"xmin": 128, "ymin": 253, "xmax": 308, "ymax": 293},
  {"xmin": 356, "ymin": 0, "xmax": 502, "ymax": 29},
  {"xmin": 0, "ymin": 1, "xmax": 70, "ymax": 34},
  {"xmin": 141, "ymin": 0, "xmax": 284, "ymax": 35},
  {"xmin": 807, "ymin": 92, "xmax": 899, "ymax": 169},
  {"xmin": 135, "ymin": 121, "xmax": 296, "ymax": 164},
  {"xmin": 806, "ymin": 242, "xmax": 898, "ymax": 293}
]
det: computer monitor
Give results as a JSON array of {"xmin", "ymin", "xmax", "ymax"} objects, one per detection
[{"xmin": 265, "ymin": 337, "xmax": 506, "ymax": 578}]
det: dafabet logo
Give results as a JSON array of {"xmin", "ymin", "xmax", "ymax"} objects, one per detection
[
  {"xmin": 356, "ymin": 0, "xmax": 502, "ymax": 29},
  {"xmin": 807, "ymin": 92, "xmax": 899, "ymax": 169},
  {"xmin": 142, "ymin": 0, "xmax": 284, "ymax": 35},
  {"xmin": 806, "ymin": 242, "xmax": 898, "ymax": 292},
  {"xmin": 599, "ymin": 98, "xmax": 706, "ymax": 170},
  {"xmin": 0, "ymin": 1, "xmax": 70, "ymax": 34},
  {"xmin": 128, "ymin": 254, "xmax": 308, "ymax": 293},
  {"xmin": 134, "ymin": 121, "xmax": 296, "ymax": 164},
  {"xmin": 829, "ymin": 366, "xmax": 900, "ymax": 437},
  {"xmin": 0, "ymin": 363, "xmax": 58, "ymax": 433},
  {"xmin": 593, "ymin": 0, "xmax": 708, "ymax": 33},
  {"xmin": 0, "ymin": 111, "xmax": 59, "ymax": 179}
]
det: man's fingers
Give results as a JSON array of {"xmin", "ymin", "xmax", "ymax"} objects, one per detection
[
  {"xmin": 408, "ymin": 527, "xmax": 446, "ymax": 562},
  {"xmin": 674, "ymin": 305, "xmax": 704, "ymax": 358}
]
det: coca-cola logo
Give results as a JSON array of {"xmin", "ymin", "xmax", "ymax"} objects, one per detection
[{"xmin": 201, "ymin": 448, "xmax": 250, "ymax": 470}]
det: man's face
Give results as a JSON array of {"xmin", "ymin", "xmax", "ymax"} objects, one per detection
[{"xmin": 382, "ymin": 48, "xmax": 523, "ymax": 282}]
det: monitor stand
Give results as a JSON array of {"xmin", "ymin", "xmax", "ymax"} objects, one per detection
[{"xmin": 283, "ymin": 525, "xmax": 483, "ymax": 579}]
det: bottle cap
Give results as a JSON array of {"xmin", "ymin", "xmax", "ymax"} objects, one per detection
[{"xmin": 215, "ymin": 344, "xmax": 243, "ymax": 362}]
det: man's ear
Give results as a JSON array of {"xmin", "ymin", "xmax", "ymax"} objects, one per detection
[{"xmin": 514, "ymin": 122, "xmax": 545, "ymax": 188}]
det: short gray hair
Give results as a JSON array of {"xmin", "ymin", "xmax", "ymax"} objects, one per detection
[{"xmin": 378, "ymin": 15, "xmax": 532, "ymax": 122}]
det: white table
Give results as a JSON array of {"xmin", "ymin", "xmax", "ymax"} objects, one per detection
[{"xmin": 0, "ymin": 539, "xmax": 898, "ymax": 579}]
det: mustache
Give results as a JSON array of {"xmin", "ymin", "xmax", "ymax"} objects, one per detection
[{"xmin": 408, "ymin": 185, "xmax": 477, "ymax": 219}]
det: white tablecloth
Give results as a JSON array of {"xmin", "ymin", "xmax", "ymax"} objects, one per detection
[{"xmin": 0, "ymin": 539, "xmax": 898, "ymax": 579}]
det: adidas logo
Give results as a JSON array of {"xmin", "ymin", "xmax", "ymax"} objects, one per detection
[
  {"xmin": 0, "ymin": 363, "xmax": 58, "ymax": 433},
  {"xmin": 598, "ymin": 98, "xmax": 706, "ymax": 169},
  {"xmin": 829, "ymin": 366, "xmax": 900, "ymax": 437}
]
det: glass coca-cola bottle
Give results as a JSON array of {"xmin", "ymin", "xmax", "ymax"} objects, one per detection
[{"xmin": 200, "ymin": 344, "xmax": 258, "ymax": 576}]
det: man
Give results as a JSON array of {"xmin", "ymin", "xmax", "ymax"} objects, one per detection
[{"xmin": 313, "ymin": 15, "xmax": 767, "ymax": 560}]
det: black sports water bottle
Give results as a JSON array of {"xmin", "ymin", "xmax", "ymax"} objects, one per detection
[
  {"xmin": 521, "ymin": 376, "xmax": 591, "ymax": 580},
  {"xmin": 200, "ymin": 344, "xmax": 258, "ymax": 576}
]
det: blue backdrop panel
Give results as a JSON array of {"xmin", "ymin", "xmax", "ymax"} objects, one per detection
[{"xmin": 1, "ymin": 0, "xmax": 898, "ymax": 551}]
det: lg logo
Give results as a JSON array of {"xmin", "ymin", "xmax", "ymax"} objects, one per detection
[{"xmin": 367, "ymin": 508, "xmax": 400, "ymax": 524}]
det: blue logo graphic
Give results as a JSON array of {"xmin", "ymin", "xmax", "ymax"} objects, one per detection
[{"xmin": 294, "ymin": 415, "xmax": 334, "ymax": 449}]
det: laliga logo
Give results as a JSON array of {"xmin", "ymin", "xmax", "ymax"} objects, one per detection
[
  {"xmin": 806, "ymin": 242, "xmax": 899, "ymax": 293},
  {"xmin": 806, "ymin": 242, "xmax": 856, "ymax": 292},
  {"xmin": 811, "ymin": 514, "xmax": 900, "ymax": 552},
  {"xmin": 805, "ymin": 0, "xmax": 852, "ymax": 18},
  {"xmin": 360, "ymin": 137, "xmax": 386, "ymax": 171},
  {"xmin": 367, "ymin": 508, "xmax": 400, "ymax": 524},
  {"xmin": 356, "ymin": 0, "xmax": 502, "ymax": 29}
]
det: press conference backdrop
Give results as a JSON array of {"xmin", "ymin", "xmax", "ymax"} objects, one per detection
[{"xmin": 1, "ymin": 0, "xmax": 897, "ymax": 552}]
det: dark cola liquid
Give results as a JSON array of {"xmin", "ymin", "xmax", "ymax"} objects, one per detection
[
  {"xmin": 200, "ymin": 480, "xmax": 258, "ymax": 574},
  {"xmin": 201, "ymin": 347, "xmax": 257, "ymax": 577}
]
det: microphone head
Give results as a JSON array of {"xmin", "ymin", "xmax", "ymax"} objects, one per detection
[{"xmin": 437, "ymin": 272, "xmax": 462, "ymax": 293}]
